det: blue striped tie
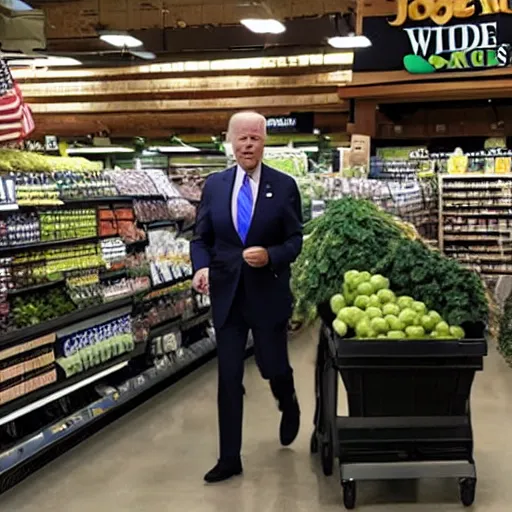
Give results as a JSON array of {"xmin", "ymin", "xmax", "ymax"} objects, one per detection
[{"xmin": 237, "ymin": 173, "xmax": 253, "ymax": 244}]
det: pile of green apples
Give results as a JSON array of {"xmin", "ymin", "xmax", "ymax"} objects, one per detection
[{"xmin": 330, "ymin": 270, "xmax": 465, "ymax": 340}]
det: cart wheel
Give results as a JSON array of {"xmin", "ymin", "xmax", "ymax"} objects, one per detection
[
  {"xmin": 342, "ymin": 480, "xmax": 356, "ymax": 510},
  {"xmin": 320, "ymin": 432, "xmax": 334, "ymax": 476},
  {"xmin": 310, "ymin": 432, "xmax": 319, "ymax": 454},
  {"xmin": 459, "ymin": 478, "xmax": 476, "ymax": 507}
]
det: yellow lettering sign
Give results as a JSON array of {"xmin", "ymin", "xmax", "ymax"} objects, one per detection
[{"xmin": 389, "ymin": 0, "xmax": 512, "ymax": 26}]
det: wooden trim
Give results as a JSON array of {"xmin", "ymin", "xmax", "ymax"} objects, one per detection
[
  {"xmin": 350, "ymin": 67, "xmax": 512, "ymax": 87},
  {"xmin": 12, "ymin": 53, "xmax": 354, "ymax": 81},
  {"xmin": 20, "ymin": 71, "xmax": 352, "ymax": 99},
  {"xmin": 30, "ymin": 93, "xmax": 344, "ymax": 114},
  {"xmin": 338, "ymin": 79, "xmax": 512, "ymax": 102}
]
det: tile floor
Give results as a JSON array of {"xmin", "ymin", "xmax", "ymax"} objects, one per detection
[{"xmin": 1, "ymin": 327, "xmax": 511, "ymax": 511}]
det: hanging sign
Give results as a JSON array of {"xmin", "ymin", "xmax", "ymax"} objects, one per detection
[
  {"xmin": 353, "ymin": 1, "xmax": 512, "ymax": 74},
  {"xmin": 266, "ymin": 112, "xmax": 314, "ymax": 134}
]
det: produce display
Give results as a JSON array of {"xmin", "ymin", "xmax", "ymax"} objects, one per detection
[
  {"xmin": 56, "ymin": 314, "xmax": 134, "ymax": 378},
  {"xmin": 330, "ymin": 270, "xmax": 465, "ymax": 340},
  {"xmin": 98, "ymin": 207, "xmax": 146, "ymax": 243},
  {"xmin": 263, "ymin": 151, "xmax": 308, "ymax": 177},
  {"xmin": 296, "ymin": 176, "xmax": 326, "ymax": 223},
  {"xmin": 13, "ymin": 170, "xmax": 116, "ymax": 206},
  {"xmin": 134, "ymin": 200, "xmax": 173, "ymax": 223},
  {"xmin": 39, "ymin": 209, "xmax": 97, "ymax": 241},
  {"xmin": 146, "ymin": 228, "xmax": 192, "ymax": 287},
  {"xmin": 292, "ymin": 197, "xmax": 488, "ymax": 327},
  {"xmin": 105, "ymin": 170, "xmax": 159, "ymax": 197},
  {"xmin": 0, "ymin": 213, "xmax": 39, "ymax": 246},
  {"xmin": 0, "ymin": 149, "xmax": 101, "ymax": 173},
  {"xmin": 67, "ymin": 271, "xmax": 102, "ymax": 308},
  {"xmin": 11, "ymin": 289, "xmax": 76, "ymax": 328}
]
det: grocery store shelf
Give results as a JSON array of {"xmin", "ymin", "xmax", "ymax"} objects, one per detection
[
  {"xmin": 0, "ymin": 204, "xmax": 18, "ymax": 212},
  {"xmin": 442, "ymin": 173, "xmax": 512, "ymax": 179},
  {"xmin": 144, "ymin": 275, "xmax": 193, "ymax": 295},
  {"xmin": 0, "ymin": 343, "xmax": 146, "ymax": 427},
  {"xmin": 0, "ymin": 235, "xmax": 100, "ymax": 256},
  {"xmin": 7, "ymin": 278, "xmax": 66, "ymax": 296},
  {"xmin": 0, "ymin": 297, "xmax": 133, "ymax": 349},
  {"xmin": 145, "ymin": 219, "xmax": 184, "ymax": 230},
  {"xmin": 148, "ymin": 309, "xmax": 211, "ymax": 340},
  {"xmin": 0, "ymin": 337, "xmax": 223, "ymax": 476}
]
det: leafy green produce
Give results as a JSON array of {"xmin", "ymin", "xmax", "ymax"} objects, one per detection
[
  {"xmin": 11, "ymin": 289, "xmax": 76, "ymax": 328},
  {"xmin": 292, "ymin": 197, "xmax": 404, "ymax": 319},
  {"xmin": 373, "ymin": 238, "xmax": 488, "ymax": 326},
  {"xmin": 292, "ymin": 197, "xmax": 488, "ymax": 327}
]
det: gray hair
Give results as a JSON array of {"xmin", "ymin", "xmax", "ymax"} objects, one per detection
[{"xmin": 227, "ymin": 111, "xmax": 267, "ymax": 142}]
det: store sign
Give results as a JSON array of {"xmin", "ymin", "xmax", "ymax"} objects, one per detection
[
  {"xmin": 353, "ymin": 2, "xmax": 512, "ymax": 74},
  {"xmin": 266, "ymin": 113, "xmax": 314, "ymax": 134}
]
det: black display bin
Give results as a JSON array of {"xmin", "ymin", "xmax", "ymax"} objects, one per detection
[{"xmin": 311, "ymin": 301, "xmax": 488, "ymax": 509}]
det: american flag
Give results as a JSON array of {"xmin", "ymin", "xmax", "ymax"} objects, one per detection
[{"xmin": 0, "ymin": 59, "xmax": 34, "ymax": 143}]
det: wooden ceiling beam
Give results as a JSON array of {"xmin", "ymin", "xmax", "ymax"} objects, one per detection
[
  {"xmin": 338, "ymin": 79, "xmax": 512, "ymax": 102},
  {"xmin": 31, "ymin": 111, "xmax": 349, "ymax": 138},
  {"xmin": 30, "ymin": 93, "xmax": 344, "ymax": 114},
  {"xmin": 20, "ymin": 71, "xmax": 352, "ymax": 100}
]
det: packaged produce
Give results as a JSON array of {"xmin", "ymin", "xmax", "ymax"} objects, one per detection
[
  {"xmin": 0, "ymin": 213, "xmax": 40, "ymax": 246},
  {"xmin": 134, "ymin": 200, "xmax": 172, "ymax": 223},
  {"xmin": 105, "ymin": 170, "xmax": 159, "ymax": 196},
  {"xmin": 39, "ymin": 209, "xmax": 97, "ymax": 241}
]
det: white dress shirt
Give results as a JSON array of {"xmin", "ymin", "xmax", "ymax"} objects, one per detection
[{"xmin": 231, "ymin": 163, "xmax": 261, "ymax": 232}]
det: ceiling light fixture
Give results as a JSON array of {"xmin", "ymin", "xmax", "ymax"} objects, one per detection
[
  {"xmin": 148, "ymin": 146, "xmax": 201, "ymax": 153},
  {"xmin": 241, "ymin": 19, "xmax": 286, "ymax": 34},
  {"xmin": 328, "ymin": 34, "xmax": 372, "ymax": 49},
  {"xmin": 8, "ymin": 56, "xmax": 82, "ymax": 67},
  {"xmin": 99, "ymin": 32, "xmax": 143, "ymax": 48},
  {"xmin": 66, "ymin": 147, "xmax": 135, "ymax": 154}
]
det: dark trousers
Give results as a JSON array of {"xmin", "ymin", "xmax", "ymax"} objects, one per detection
[{"xmin": 215, "ymin": 284, "xmax": 295, "ymax": 461}]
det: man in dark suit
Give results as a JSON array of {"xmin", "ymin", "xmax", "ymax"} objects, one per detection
[{"xmin": 191, "ymin": 111, "xmax": 303, "ymax": 483}]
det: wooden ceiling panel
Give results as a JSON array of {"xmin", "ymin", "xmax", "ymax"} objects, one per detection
[
  {"xmin": 30, "ymin": 92, "xmax": 343, "ymax": 114},
  {"xmin": 31, "ymin": 110, "xmax": 348, "ymax": 137},
  {"xmin": 37, "ymin": 0, "xmax": 355, "ymax": 39},
  {"xmin": 19, "ymin": 71, "xmax": 351, "ymax": 100}
]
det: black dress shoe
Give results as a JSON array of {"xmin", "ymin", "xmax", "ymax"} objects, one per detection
[
  {"xmin": 280, "ymin": 395, "xmax": 301, "ymax": 446},
  {"xmin": 204, "ymin": 459, "xmax": 243, "ymax": 483}
]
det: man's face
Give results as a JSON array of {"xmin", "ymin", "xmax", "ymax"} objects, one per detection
[{"xmin": 231, "ymin": 118, "xmax": 265, "ymax": 172}]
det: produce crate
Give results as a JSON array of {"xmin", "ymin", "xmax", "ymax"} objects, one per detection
[{"xmin": 312, "ymin": 301, "xmax": 487, "ymax": 509}]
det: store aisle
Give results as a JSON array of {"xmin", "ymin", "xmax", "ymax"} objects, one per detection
[{"xmin": 2, "ymin": 328, "xmax": 512, "ymax": 512}]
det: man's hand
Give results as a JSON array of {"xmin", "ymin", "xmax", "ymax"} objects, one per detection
[
  {"xmin": 243, "ymin": 247, "xmax": 269, "ymax": 268},
  {"xmin": 192, "ymin": 268, "xmax": 210, "ymax": 295}
]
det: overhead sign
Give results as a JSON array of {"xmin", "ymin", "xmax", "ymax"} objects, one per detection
[
  {"xmin": 354, "ymin": 1, "xmax": 512, "ymax": 74},
  {"xmin": 266, "ymin": 113, "xmax": 314, "ymax": 134}
]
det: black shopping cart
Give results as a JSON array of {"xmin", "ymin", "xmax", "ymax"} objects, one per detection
[{"xmin": 311, "ymin": 306, "xmax": 487, "ymax": 510}]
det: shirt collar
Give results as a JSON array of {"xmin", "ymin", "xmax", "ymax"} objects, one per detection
[{"xmin": 237, "ymin": 162, "xmax": 262, "ymax": 184}]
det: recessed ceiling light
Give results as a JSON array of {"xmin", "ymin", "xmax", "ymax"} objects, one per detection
[
  {"xmin": 8, "ymin": 56, "xmax": 82, "ymax": 67},
  {"xmin": 67, "ymin": 147, "xmax": 135, "ymax": 154},
  {"xmin": 241, "ymin": 19, "xmax": 286, "ymax": 34},
  {"xmin": 99, "ymin": 32, "xmax": 143, "ymax": 48},
  {"xmin": 148, "ymin": 146, "xmax": 201, "ymax": 153},
  {"xmin": 328, "ymin": 35, "xmax": 372, "ymax": 49}
]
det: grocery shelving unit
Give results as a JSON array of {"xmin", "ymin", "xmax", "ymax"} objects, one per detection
[
  {"xmin": 0, "ymin": 158, "xmax": 218, "ymax": 491},
  {"xmin": 439, "ymin": 174, "xmax": 512, "ymax": 274}
]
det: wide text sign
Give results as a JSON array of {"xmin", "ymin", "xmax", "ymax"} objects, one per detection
[{"xmin": 353, "ymin": 0, "xmax": 512, "ymax": 74}]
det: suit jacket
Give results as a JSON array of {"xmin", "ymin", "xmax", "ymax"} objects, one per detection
[{"xmin": 190, "ymin": 164, "xmax": 303, "ymax": 329}]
